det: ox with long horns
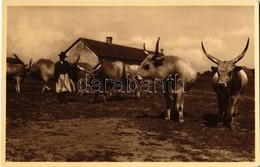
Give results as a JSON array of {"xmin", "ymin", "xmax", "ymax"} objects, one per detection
[
  {"xmin": 136, "ymin": 38, "xmax": 197, "ymax": 122},
  {"xmin": 201, "ymin": 38, "xmax": 249, "ymax": 128},
  {"xmin": 30, "ymin": 54, "xmax": 87, "ymax": 92},
  {"xmin": 80, "ymin": 60, "xmax": 140, "ymax": 103},
  {"xmin": 6, "ymin": 54, "xmax": 32, "ymax": 93},
  {"xmin": 30, "ymin": 59, "xmax": 55, "ymax": 92}
]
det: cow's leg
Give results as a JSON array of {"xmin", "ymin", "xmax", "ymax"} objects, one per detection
[
  {"xmin": 134, "ymin": 91, "xmax": 140, "ymax": 99},
  {"xmin": 164, "ymin": 93, "xmax": 173, "ymax": 120},
  {"xmin": 103, "ymin": 92, "xmax": 108, "ymax": 104},
  {"xmin": 230, "ymin": 95, "xmax": 240, "ymax": 128},
  {"xmin": 176, "ymin": 93, "xmax": 185, "ymax": 123},
  {"xmin": 15, "ymin": 78, "xmax": 21, "ymax": 93},
  {"xmin": 217, "ymin": 95, "xmax": 224, "ymax": 123},
  {"xmin": 217, "ymin": 94, "xmax": 229, "ymax": 125},
  {"xmin": 45, "ymin": 85, "xmax": 51, "ymax": 91},
  {"xmin": 42, "ymin": 85, "xmax": 45, "ymax": 92},
  {"xmin": 42, "ymin": 84, "xmax": 51, "ymax": 92},
  {"xmin": 91, "ymin": 93, "xmax": 98, "ymax": 103},
  {"xmin": 133, "ymin": 80, "xmax": 140, "ymax": 99},
  {"xmin": 42, "ymin": 78, "xmax": 51, "ymax": 92},
  {"xmin": 103, "ymin": 84, "xmax": 109, "ymax": 103}
]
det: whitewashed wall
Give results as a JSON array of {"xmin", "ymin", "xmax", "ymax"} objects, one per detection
[{"xmin": 66, "ymin": 40, "xmax": 98, "ymax": 66}]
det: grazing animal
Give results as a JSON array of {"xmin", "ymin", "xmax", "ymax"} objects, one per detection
[
  {"xmin": 30, "ymin": 59, "xmax": 55, "ymax": 92},
  {"xmin": 30, "ymin": 55, "xmax": 86, "ymax": 92},
  {"xmin": 136, "ymin": 38, "xmax": 197, "ymax": 122},
  {"xmin": 6, "ymin": 54, "xmax": 32, "ymax": 93},
  {"xmin": 201, "ymin": 38, "xmax": 249, "ymax": 128},
  {"xmin": 85, "ymin": 60, "xmax": 140, "ymax": 103}
]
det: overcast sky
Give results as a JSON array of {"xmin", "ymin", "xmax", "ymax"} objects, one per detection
[{"xmin": 7, "ymin": 6, "xmax": 254, "ymax": 72}]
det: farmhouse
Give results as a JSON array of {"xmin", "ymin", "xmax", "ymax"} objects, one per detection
[{"xmin": 64, "ymin": 37, "xmax": 160, "ymax": 66}]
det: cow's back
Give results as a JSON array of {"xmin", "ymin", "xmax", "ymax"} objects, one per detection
[
  {"xmin": 166, "ymin": 56, "xmax": 197, "ymax": 91},
  {"xmin": 7, "ymin": 63, "xmax": 25, "ymax": 78},
  {"xmin": 102, "ymin": 61, "xmax": 124, "ymax": 79},
  {"xmin": 32, "ymin": 60, "xmax": 54, "ymax": 80},
  {"xmin": 39, "ymin": 63, "xmax": 54, "ymax": 79}
]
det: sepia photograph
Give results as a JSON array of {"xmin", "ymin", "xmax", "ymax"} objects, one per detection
[{"xmin": 1, "ymin": 0, "xmax": 259, "ymax": 166}]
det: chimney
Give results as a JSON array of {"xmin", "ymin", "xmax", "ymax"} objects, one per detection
[
  {"xmin": 160, "ymin": 49, "xmax": 164, "ymax": 54},
  {"xmin": 106, "ymin": 36, "xmax": 113, "ymax": 44}
]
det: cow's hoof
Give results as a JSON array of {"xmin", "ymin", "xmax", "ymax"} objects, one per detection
[
  {"xmin": 179, "ymin": 119, "xmax": 185, "ymax": 123},
  {"xmin": 165, "ymin": 117, "xmax": 171, "ymax": 120},
  {"xmin": 231, "ymin": 122, "xmax": 237, "ymax": 129}
]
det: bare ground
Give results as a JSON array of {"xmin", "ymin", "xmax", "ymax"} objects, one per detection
[{"xmin": 5, "ymin": 77, "xmax": 255, "ymax": 162}]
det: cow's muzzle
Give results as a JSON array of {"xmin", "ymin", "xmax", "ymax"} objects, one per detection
[{"xmin": 218, "ymin": 82, "xmax": 227, "ymax": 88}]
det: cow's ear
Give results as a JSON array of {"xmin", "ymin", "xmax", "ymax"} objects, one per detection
[
  {"xmin": 233, "ymin": 66, "xmax": 243, "ymax": 73},
  {"xmin": 211, "ymin": 66, "xmax": 218, "ymax": 73},
  {"xmin": 154, "ymin": 57, "xmax": 165, "ymax": 67}
]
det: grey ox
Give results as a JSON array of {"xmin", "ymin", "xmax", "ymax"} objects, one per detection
[
  {"xmin": 83, "ymin": 60, "xmax": 140, "ymax": 103},
  {"xmin": 30, "ymin": 55, "xmax": 87, "ymax": 92},
  {"xmin": 30, "ymin": 59, "xmax": 55, "ymax": 92},
  {"xmin": 201, "ymin": 38, "xmax": 249, "ymax": 128},
  {"xmin": 136, "ymin": 38, "xmax": 197, "ymax": 122},
  {"xmin": 6, "ymin": 54, "xmax": 32, "ymax": 93}
]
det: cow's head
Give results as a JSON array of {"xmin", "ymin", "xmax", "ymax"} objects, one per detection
[
  {"xmin": 201, "ymin": 38, "xmax": 249, "ymax": 88},
  {"xmin": 69, "ymin": 54, "xmax": 87, "ymax": 82},
  {"xmin": 71, "ymin": 54, "xmax": 86, "ymax": 72},
  {"xmin": 137, "ymin": 37, "xmax": 165, "ymax": 80},
  {"xmin": 86, "ymin": 60, "xmax": 104, "ymax": 80},
  {"xmin": 13, "ymin": 54, "xmax": 32, "ymax": 76},
  {"xmin": 25, "ymin": 59, "xmax": 33, "ymax": 76}
]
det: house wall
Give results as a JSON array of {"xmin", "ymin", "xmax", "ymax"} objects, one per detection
[{"xmin": 66, "ymin": 41, "xmax": 99, "ymax": 66}]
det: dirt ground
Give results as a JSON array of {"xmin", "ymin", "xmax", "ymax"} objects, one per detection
[{"xmin": 5, "ymin": 76, "xmax": 255, "ymax": 162}]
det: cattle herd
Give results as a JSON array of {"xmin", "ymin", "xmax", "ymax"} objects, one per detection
[{"xmin": 6, "ymin": 37, "xmax": 250, "ymax": 129}]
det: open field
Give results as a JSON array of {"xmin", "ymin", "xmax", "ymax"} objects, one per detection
[{"xmin": 5, "ymin": 76, "xmax": 255, "ymax": 161}]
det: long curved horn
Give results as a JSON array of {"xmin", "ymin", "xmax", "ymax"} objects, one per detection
[
  {"xmin": 29, "ymin": 59, "xmax": 32, "ymax": 66},
  {"xmin": 74, "ymin": 54, "xmax": 80, "ymax": 64},
  {"xmin": 13, "ymin": 54, "xmax": 25, "ymax": 65},
  {"xmin": 152, "ymin": 37, "xmax": 160, "ymax": 60},
  {"xmin": 231, "ymin": 38, "xmax": 249, "ymax": 64},
  {"xmin": 143, "ymin": 43, "xmax": 149, "ymax": 55},
  {"xmin": 91, "ymin": 60, "xmax": 104, "ymax": 73},
  {"xmin": 155, "ymin": 37, "xmax": 160, "ymax": 55},
  {"xmin": 76, "ymin": 64, "xmax": 86, "ymax": 72},
  {"xmin": 201, "ymin": 42, "xmax": 220, "ymax": 64}
]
